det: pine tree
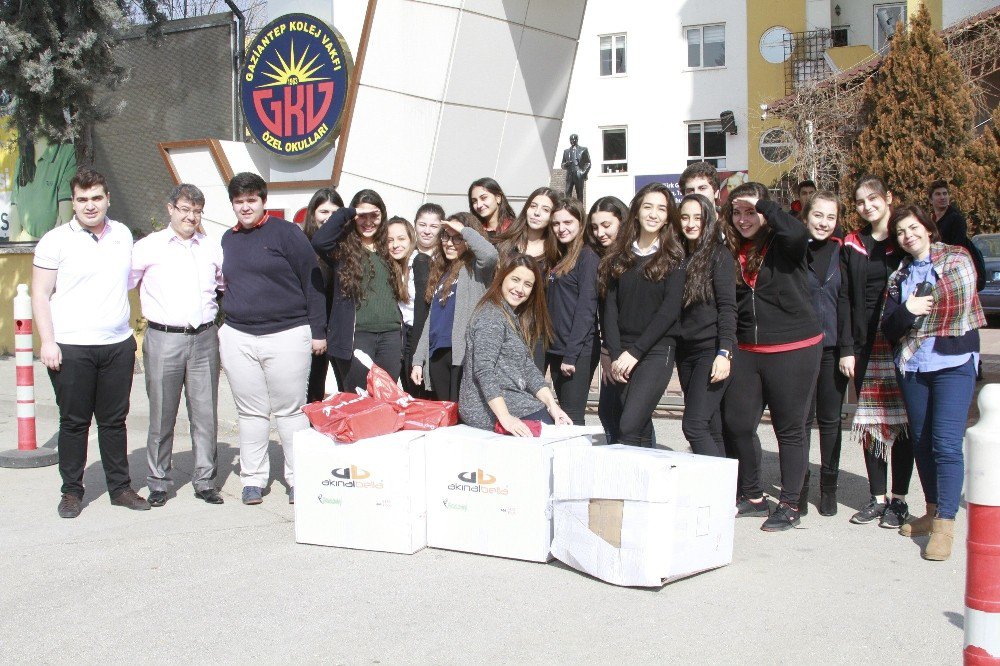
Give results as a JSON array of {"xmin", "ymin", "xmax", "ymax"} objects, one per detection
[
  {"xmin": 846, "ymin": 3, "xmax": 977, "ymax": 213},
  {"xmin": 962, "ymin": 105, "xmax": 1000, "ymax": 234},
  {"xmin": 0, "ymin": 0, "xmax": 164, "ymax": 163}
]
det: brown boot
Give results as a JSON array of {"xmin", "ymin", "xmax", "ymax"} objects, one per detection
[
  {"xmin": 923, "ymin": 518, "xmax": 955, "ymax": 561},
  {"xmin": 900, "ymin": 503, "xmax": 937, "ymax": 537}
]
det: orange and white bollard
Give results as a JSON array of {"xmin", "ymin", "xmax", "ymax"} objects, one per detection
[
  {"xmin": 0, "ymin": 284, "xmax": 57, "ymax": 468},
  {"xmin": 965, "ymin": 383, "xmax": 1000, "ymax": 665}
]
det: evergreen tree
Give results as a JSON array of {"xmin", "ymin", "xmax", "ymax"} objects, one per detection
[
  {"xmin": 846, "ymin": 3, "xmax": 977, "ymax": 213},
  {"xmin": 962, "ymin": 106, "xmax": 1000, "ymax": 234},
  {"xmin": 0, "ymin": 0, "xmax": 164, "ymax": 163}
]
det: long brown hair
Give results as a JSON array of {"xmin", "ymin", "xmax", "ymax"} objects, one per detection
[
  {"xmin": 550, "ymin": 197, "xmax": 587, "ymax": 278},
  {"xmin": 301, "ymin": 187, "xmax": 345, "ymax": 239},
  {"xmin": 585, "ymin": 195, "xmax": 628, "ymax": 257},
  {"xmin": 425, "ymin": 212, "xmax": 486, "ymax": 305},
  {"xmin": 676, "ymin": 193, "xmax": 726, "ymax": 307},
  {"xmin": 468, "ymin": 177, "xmax": 516, "ymax": 232},
  {"xmin": 477, "ymin": 254, "xmax": 552, "ymax": 348},
  {"xmin": 722, "ymin": 181, "xmax": 772, "ymax": 285},
  {"xmin": 598, "ymin": 182, "xmax": 683, "ymax": 297},
  {"xmin": 386, "ymin": 216, "xmax": 416, "ymax": 304},
  {"xmin": 333, "ymin": 189, "xmax": 407, "ymax": 302},
  {"xmin": 495, "ymin": 187, "xmax": 560, "ymax": 268}
]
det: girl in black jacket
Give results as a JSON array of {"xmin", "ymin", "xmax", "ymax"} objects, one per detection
[
  {"xmin": 673, "ymin": 193, "xmax": 737, "ymax": 458},
  {"xmin": 802, "ymin": 192, "xmax": 854, "ymax": 516},
  {"xmin": 721, "ymin": 182, "xmax": 822, "ymax": 532},
  {"xmin": 546, "ymin": 197, "xmax": 601, "ymax": 425},
  {"xmin": 598, "ymin": 183, "xmax": 685, "ymax": 447}
]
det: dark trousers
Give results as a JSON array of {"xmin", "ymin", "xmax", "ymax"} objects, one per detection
[
  {"xmin": 598, "ymin": 375, "xmax": 622, "ymax": 443},
  {"xmin": 619, "ymin": 346, "xmax": 674, "ymax": 447},
  {"xmin": 805, "ymin": 346, "xmax": 849, "ymax": 483},
  {"xmin": 522, "ymin": 407, "xmax": 556, "ymax": 425},
  {"xmin": 307, "ymin": 354, "xmax": 330, "ymax": 403},
  {"xmin": 723, "ymin": 344, "xmax": 822, "ymax": 505},
  {"xmin": 333, "ymin": 329, "xmax": 402, "ymax": 394},
  {"xmin": 677, "ymin": 345, "xmax": 729, "ymax": 457},
  {"xmin": 855, "ymin": 342, "xmax": 914, "ymax": 497},
  {"xmin": 546, "ymin": 351, "xmax": 598, "ymax": 426},
  {"xmin": 428, "ymin": 347, "xmax": 462, "ymax": 402},
  {"xmin": 400, "ymin": 323, "xmax": 425, "ymax": 397},
  {"xmin": 896, "ymin": 358, "xmax": 976, "ymax": 519},
  {"xmin": 49, "ymin": 337, "xmax": 137, "ymax": 498}
]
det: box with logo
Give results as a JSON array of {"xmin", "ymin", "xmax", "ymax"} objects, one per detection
[
  {"xmin": 549, "ymin": 445, "xmax": 737, "ymax": 587},
  {"xmin": 293, "ymin": 428, "xmax": 427, "ymax": 554},
  {"xmin": 423, "ymin": 425, "xmax": 595, "ymax": 562}
]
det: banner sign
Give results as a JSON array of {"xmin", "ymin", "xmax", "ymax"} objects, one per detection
[{"xmin": 241, "ymin": 13, "xmax": 353, "ymax": 158}]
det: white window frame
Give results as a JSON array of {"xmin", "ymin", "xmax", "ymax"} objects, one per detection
[
  {"xmin": 599, "ymin": 33, "xmax": 627, "ymax": 77},
  {"xmin": 759, "ymin": 127, "xmax": 794, "ymax": 164},
  {"xmin": 685, "ymin": 23, "xmax": 726, "ymax": 70},
  {"xmin": 874, "ymin": 3, "xmax": 906, "ymax": 53},
  {"xmin": 686, "ymin": 120, "xmax": 727, "ymax": 169},
  {"xmin": 600, "ymin": 126, "xmax": 628, "ymax": 175}
]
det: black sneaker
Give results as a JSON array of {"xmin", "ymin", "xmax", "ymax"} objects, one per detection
[
  {"xmin": 761, "ymin": 503, "xmax": 801, "ymax": 532},
  {"xmin": 879, "ymin": 498, "xmax": 909, "ymax": 529},
  {"xmin": 736, "ymin": 495, "xmax": 770, "ymax": 517},
  {"xmin": 850, "ymin": 496, "xmax": 886, "ymax": 525}
]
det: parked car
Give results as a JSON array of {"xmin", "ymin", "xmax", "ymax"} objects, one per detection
[{"xmin": 972, "ymin": 234, "xmax": 1000, "ymax": 317}]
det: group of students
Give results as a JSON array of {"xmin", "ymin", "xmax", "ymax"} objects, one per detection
[
  {"xmin": 36, "ymin": 163, "xmax": 982, "ymax": 565},
  {"xmin": 283, "ymin": 163, "xmax": 983, "ymax": 561}
]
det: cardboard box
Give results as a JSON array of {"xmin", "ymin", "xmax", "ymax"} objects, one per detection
[
  {"xmin": 423, "ymin": 425, "xmax": 594, "ymax": 562},
  {"xmin": 293, "ymin": 428, "xmax": 427, "ymax": 554},
  {"xmin": 550, "ymin": 445, "xmax": 737, "ymax": 587}
]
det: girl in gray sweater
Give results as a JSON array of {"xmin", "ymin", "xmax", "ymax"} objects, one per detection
[{"xmin": 460, "ymin": 255, "xmax": 572, "ymax": 434}]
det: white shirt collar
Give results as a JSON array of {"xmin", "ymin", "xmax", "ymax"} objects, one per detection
[{"xmin": 631, "ymin": 239, "xmax": 660, "ymax": 257}]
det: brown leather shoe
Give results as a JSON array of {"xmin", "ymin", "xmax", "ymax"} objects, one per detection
[
  {"xmin": 110, "ymin": 488, "xmax": 151, "ymax": 511},
  {"xmin": 58, "ymin": 494, "xmax": 82, "ymax": 519}
]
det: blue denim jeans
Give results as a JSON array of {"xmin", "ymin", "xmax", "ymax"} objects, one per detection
[{"xmin": 896, "ymin": 357, "xmax": 976, "ymax": 519}]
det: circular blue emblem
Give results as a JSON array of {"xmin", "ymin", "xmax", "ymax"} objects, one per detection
[{"xmin": 241, "ymin": 13, "xmax": 353, "ymax": 158}]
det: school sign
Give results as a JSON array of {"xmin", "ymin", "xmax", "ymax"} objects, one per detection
[{"xmin": 241, "ymin": 13, "xmax": 353, "ymax": 158}]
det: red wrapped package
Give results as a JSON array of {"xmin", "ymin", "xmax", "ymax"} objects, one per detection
[
  {"xmin": 302, "ymin": 392, "xmax": 402, "ymax": 443},
  {"xmin": 494, "ymin": 419, "xmax": 543, "ymax": 437},
  {"xmin": 366, "ymin": 363, "xmax": 458, "ymax": 430}
]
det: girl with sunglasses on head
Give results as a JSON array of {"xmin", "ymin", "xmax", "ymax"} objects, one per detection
[
  {"xmin": 598, "ymin": 182, "xmax": 686, "ymax": 447},
  {"xmin": 311, "ymin": 189, "xmax": 408, "ymax": 394},
  {"xmin": 546, "ymin": 197, "xmax": 601, "ymax": 426},
  {"xmin": 460, "ymin": 255, "xmax": 571, "ymax": 434},
  {"xmin": 300, "ymin": 187, "xmax": 345, "ymax": 402},
  {"xmin": 410, "ymin": 212, "xmax": 498, "ymax": 401},
  {"xmin": 673, "ymin": 193, "xmax": 737, "ymax": 458},
  {"xmin": 468, "ymin": 177, "xmax": 516, "ymax": 242},
  {"xmin": 721, "ymin": 182, "xmax": 822, "ymax": 532}
]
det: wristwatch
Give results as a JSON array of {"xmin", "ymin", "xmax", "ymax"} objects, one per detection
[{"xmin": 716, "ymin": 349, "xmax": 732, "ymax": 360}]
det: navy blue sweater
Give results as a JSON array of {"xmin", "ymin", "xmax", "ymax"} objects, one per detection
[
  {"xmin": 221, "ymin": 217, "xmax": 326, "ymax": 338},
  {"xmin": 547, "ymin": 245, "xmax": 600, "ymax": 364}
]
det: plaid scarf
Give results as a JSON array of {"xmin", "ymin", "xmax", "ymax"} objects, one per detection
[
  {"xmin": 852, "ymin": 330, "xmax": 908, "ymax": 461},
  {"xmin": 886, "ymin": 243, "xmax": 986, "ymax": 366}
]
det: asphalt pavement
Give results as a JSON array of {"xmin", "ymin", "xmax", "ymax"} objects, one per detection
[{"xmin": 3, "ymin": 327, "xmax": 997, "ymax": 663}]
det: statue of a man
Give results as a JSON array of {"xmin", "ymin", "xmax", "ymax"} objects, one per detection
[{"xmin": 561, "ymin": 134, "xmax": 591, "ymax": 200}]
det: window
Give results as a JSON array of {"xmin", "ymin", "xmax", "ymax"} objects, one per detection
[
  {"xmin": 831, "ymin": 25, "xmax": 849, "ymax": 47},
  {"xmin": 759, "ymin": 127, "xmax": 794, "ymax": 164},
  {"xmin": 874, "ymin": 3, "xmax": 906, "ymax": 53},
  {"xmin": 686, "ymin": 121, "xmax": 727, "ymax": 168},
  {"xmin": 686, "ymin": 24, "xmax": 725, "ymax": 68},
  {"xmin": 760, "ymin": 25, "xmax": 792, "ymax": 64},
  {"xmin": 600, "ymin": 34, "xmax": 626, "ymax": 76},
  {"xmin": 601, "ymin": 127, "xmax": 627, "ymax": 174}
]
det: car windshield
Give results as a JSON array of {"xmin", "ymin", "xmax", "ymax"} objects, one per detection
[{"xmin": 973, "ymin": 235, "xmax": 1000, "ymax": 259}]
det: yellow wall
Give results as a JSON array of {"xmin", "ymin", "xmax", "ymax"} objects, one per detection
[
  {"xmin": 746, "ymin": 0, "xmax": 806, "ymax": 185},
  {"xmin": 0, "ymin": 248, "xmax": 143, "ymax": 356},
  {"xmin": 909, "ymin": 0, "xmax": 942, "ymax": 30}
]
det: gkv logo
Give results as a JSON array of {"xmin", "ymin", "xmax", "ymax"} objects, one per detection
[
  {"xmin": 448, "ymin": 469, "xmax": 508, "ymax": 495},
  {"xmin": 241, "ymin": 13, "xmax": 353, "ymax": 157},
  {"xmin": 323, "ymin": 465, "xmax": 382, "ymax": 489}
]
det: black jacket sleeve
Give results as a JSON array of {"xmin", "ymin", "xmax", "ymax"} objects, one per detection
[
  {"xmin": 603, "ymin": 278, "xmax": 622, "ymax": 360},
  {"xmin": 285, "ymin": 226, "xmax": 328, "ymax": 339},
  {"xmin": 842, "ymin": 243, "xmax": 869, "ymax": 355},
  {"xmin": 626, "ymin": 268, "xmax": 686, "ymax": 359},
  {"xmin": 712, "ymin": 247, "xmax": 737, "ymax": 353},
  {"xmin": 880, "ymin": 282, "xmax": 917, "ymax": 344},
  {"xmin": 562, "ymin": 248, "xmax": 600, "ymax": 364},
  {"xmin": 836, "ymin": 247, "xmax": 855, "ymax": 358},
  {"xmin": 310, "ymin": 207, "xmax": 357, "ymax": 261},
  {"xmin": 757, "ymin": 199, "xmax": 808, "ymax": 263},
  {"xmin": 409, "ymin": 253, "xmax": 431, "ymax": 364}
]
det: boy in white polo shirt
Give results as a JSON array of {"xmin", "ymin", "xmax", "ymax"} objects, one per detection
[{"xmin": 32, "ymin": 167, "xmax": 150, "ymax": 518}]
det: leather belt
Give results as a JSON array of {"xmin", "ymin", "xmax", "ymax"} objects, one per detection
[{"xmin": 146, "ymin": 321, "xmax": 215, "ymax": 335}]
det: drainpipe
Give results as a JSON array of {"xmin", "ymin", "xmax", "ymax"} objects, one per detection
[{"xmin": 224, "ymin": 0, "xmax": 245, "ymax": 141}]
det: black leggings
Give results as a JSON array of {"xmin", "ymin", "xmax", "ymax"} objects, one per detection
[
  {"xmin": 677, "ymin": 345, "xmax": 729, "ymax": 457},
  {"xmin": 307, "ymin": 354, "xmax": 330, "ymax": 403},
  {"xmin": 333, "ymin": 329, "xmax": 403, "ymax": 394},
  {"xmin": 598, "ymin": 375, "xmax": 622, "ymax": 443},
  {"xmin": 619, "ymin": 346, "xmax": 674, "ymax": 447},
  {"xmin": 546, "ymin": 352, "xmax": 597, "ymax": 426},
  {"xmin": 805, "ymin": 346, "xmax": 849, "ymax": 482},
  {"xmin": 723, "ymin": 344, "xmax": 822, "ymax": 505},
  {"xmin": 854, "ymin": 344, "xmax": 914, "ymax": 497},
  {"xmin": 428, "ymin": 347, "xmax": 462, "ymax": 402}
]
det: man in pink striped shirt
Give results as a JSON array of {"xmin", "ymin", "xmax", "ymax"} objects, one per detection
[{"xmin": 130, "ymin": 184, "xmax": 225, "ymax": 506}]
